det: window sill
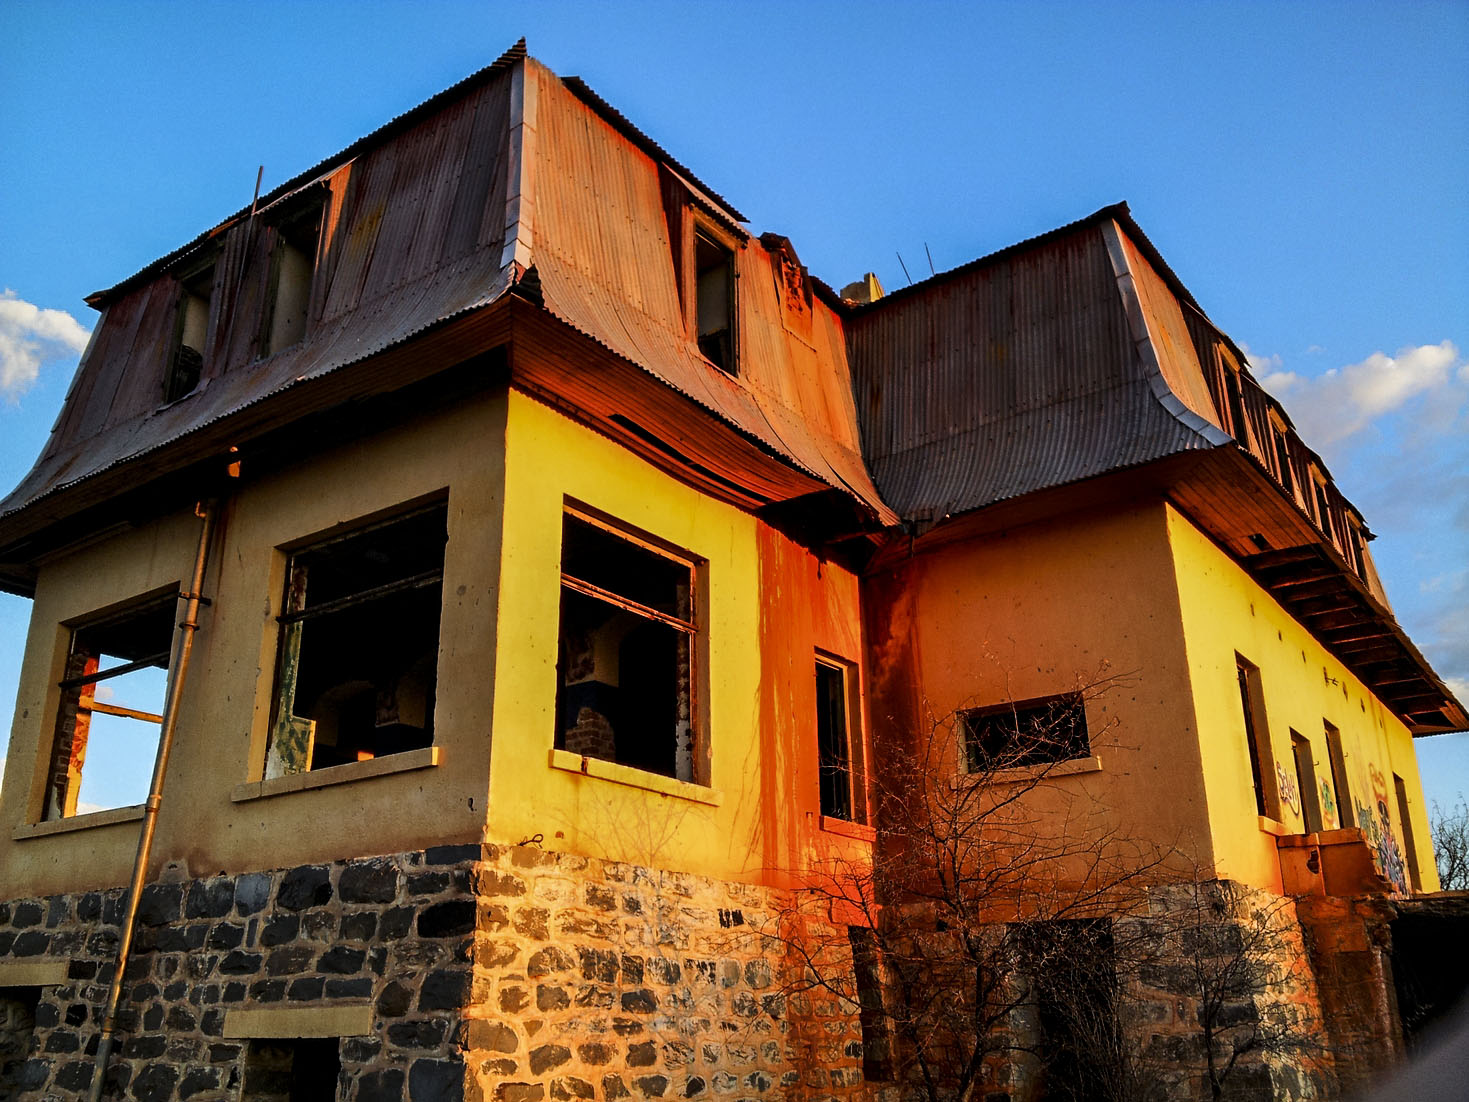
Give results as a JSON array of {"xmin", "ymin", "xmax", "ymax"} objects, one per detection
[
  {"xmin": 548, "ymin": 749, "xmax": 721, "ymax": 806},
  {"xmin": 819, "ymin": 815, "xmax": 876, "ymax": 842},
  {"xmin": 1257, "ymin": 815, "xmax": 1290, "ymax": 837},
  {"xmin": 231, "ymin": 747, "xmax": 440, "ymax": 802},
  {"xmin": 951, "ymin": 755, "xmax": 1103, "ymax": 788},
  {"xmin": 13, "ymin": 803, "xmax": 145, "ymax": 840}
]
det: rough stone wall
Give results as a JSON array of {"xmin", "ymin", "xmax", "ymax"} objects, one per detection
[
  {"xmin": 460, "ymin": 845, "xmax": 867, "ymax": 1102},
  {"xmin": 0, "ymin": 844, "xmax": 869, "ymax": 1102},
  {"xmin": 1118, "ymin": 880, "xmax": 1337, "ymax": 1102}
]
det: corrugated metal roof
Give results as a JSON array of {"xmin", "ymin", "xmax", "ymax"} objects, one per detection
[{"xmin": 846, "ymin": 218, "xmax": 1214, "ymax": 522}]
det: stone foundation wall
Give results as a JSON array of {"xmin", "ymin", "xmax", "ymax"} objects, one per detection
[
  {"xmin": 1118, "ymin": 880, "xmax": 1337, "ymax": 1102},
  {"xmin": 0, "ymin": 844, "xmax": 869, "ymax": 1102}
]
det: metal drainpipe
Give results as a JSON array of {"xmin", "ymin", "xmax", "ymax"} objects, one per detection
[{"xmin": 89, "ymin": 498, "xmax": 218, "ymax": 1102}]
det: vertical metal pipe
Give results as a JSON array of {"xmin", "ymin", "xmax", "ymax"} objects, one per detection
[{"xmin": 89, "ymin": 500, "xmax": 217, "ymax": 1101}]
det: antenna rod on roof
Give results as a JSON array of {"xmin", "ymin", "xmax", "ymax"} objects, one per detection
[
  {"xmin": 924, "ymin": 243, "xmax": 935, "ymax": 276},
  {"xmin": 249, "ymin": 165, "xmax": 264, "ymax": 217},
  {"xmin": 896, "ymin": 252, "xmax": 913, "ymax": 286}
]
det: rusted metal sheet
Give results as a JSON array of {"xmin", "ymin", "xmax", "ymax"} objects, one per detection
[
  {"xmin": 845, "ymin": 213, "xmax": 1212, "ymax": 522},
  {"xmin": 0, "ymin": 65, "xmax": 519, "ymax": 524},
  {"xmin": 524, "ymin": 60, "xmax": 893, "ymax": 523}
]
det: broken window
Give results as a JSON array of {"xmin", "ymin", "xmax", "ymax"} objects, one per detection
[
  {"xmin": 1015, "ymin": 919, "xmax": 1118, "ymax": 1102},
  {"xmin": 259, "ymin": 199, "xmax": 323, "ymax": 357},
  {"xmin": 266, "ymin": 503, "xmax": 446, "ymax": 777},
  {"xmin": 44, "ymin": 593, "xmax": 176, "ymax": 820},
  {"xmin": 816, "ymin": 657, "xmax": 865, "ymax": 823},
  {"xmin": 695, "ymin": 230, "xmax": 735, "ymax": 373},
  {"xmin": 1291, "ymin": 730, "xmax": 1323, "ymax": 833},
  {"xmin": 165, "ymin": 260, "xmax": 214, "ymax": 402},
  {"xmin": 1324, "ymin": 720, "xmax": 1354, "ymax": 829},
  {"xmin": 1236, "ymin": 656, "xmax": 1279, "ymax": 820},
  {"xmin": 1394, "ymin": 774, "xmax": 1422, "ymax": 892},
  {"xmin": 242, "ymin": 1038, "xmax": 341, "ymax": 1102},
  {"xmin": 961, "ymin": 694, "xmax": 1088, "ymax": 773},
  {"xmin": 555, "ymin": 510, "xmax": 700, "ymax": 783}
]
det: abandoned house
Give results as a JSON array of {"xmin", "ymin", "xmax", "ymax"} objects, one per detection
[{"xmin": 0, "ymin": 39, "xmax": 1463, "ymax": 1102}]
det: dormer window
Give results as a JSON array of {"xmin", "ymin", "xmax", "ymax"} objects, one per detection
[
  {"xmin": 259, "ymin": 199, "xmax": 324, "ymax": 357},
  {"xmin": 695, "ymin": 230, "xmax": 735, "ymax": 374},
  {"xmin": 165, "ymin": 261, "xmax": 214, "ymax": 402}
]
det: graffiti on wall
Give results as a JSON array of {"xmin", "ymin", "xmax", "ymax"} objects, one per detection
[
  {"xmin": 1276, "ymin": 762, "xmax": 1301, "ymax": 817},
  {"xmin": 1319, "ymin": 777, "xmax": 1338, "ymax": 832}
]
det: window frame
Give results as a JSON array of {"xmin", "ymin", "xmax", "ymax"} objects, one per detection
[
  {"xmin": 264, "ymin": 499, "xmax": 448, "ymax": 780},
  {"xmin": 959, "ymin": 692, "xmax": 1091, "ymax": 774},
  {"xmin": 554, "ymin": 504, "xmax": 707, "ymax": 786},
  {"xmin": 1235, "ymin": 655, "xmax": 1282, "ymax": 822},
  {"xmin": 691, "ymin": 223, "xmax": 738, "ymax": 375},
  {"xmin": 815, "ymin": 652, "xmax": 867, "ymax": 825},
  {"xmin": 39, "ymin": 589, "xmax": 179, "ymax": 822},
  {"xmin": 257, "ymin": 192, "xmax": 326, "ymax": 359}
]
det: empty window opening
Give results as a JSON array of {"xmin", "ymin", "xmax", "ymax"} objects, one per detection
[
  {"xmin": 555, "ymin": 511, "xmax": 699, "ymax": 783},
  {"xmin": 0, "ymin": 987, "xmax": 41, "ymax": 1098},
  {"xmin": 1324, "ymin": 721, "xmax": 1353, "ymax": 829},
  {"xmin": 695, "ymin": 231, "xmax": 735, "ymax": 373},
  {"xmin": 1268, "ymin": 415, "xmax": 1294, "ymax": 495},
  {"xmin": 242, "ymin": 1037, "xmax": 341, "ymax": 1102},
  {"xmin": 961, "ymin": 694, "xmax": 1088, "ymax": 773},
  {"xmin": 166, "ymin": 262, "xmax": 214, "ymax": 402},
  {"xmin": 1236, "ymin": 657, "xmax": 1278, "ymax": 819},
  {"xmin": 847, "ymin": 926, "xmax": 894, "ymax": 1082},
  {"xmin": 1291, "ymin": 730, "xmax": 1323, "ymax": 833},
  {"xmin": 45, "ymin": 594, "xmax": 176, "ymax": 820},
  {"xmin": 260, "ymin": 202, "xmax": 323, "ymax": 356},
  {"xmin": 267, "ymin": 504, "xmax": 446, "ymax": 777},
  {"xmin": 816, "ymin": 658, "xmax": 865, "ymax": 823},
  {"xmin": 1018, "ymin": 920, "xmax": 1118, "ymax": 1102},
  {"xmin": 1394, "ymin": 774, "xmax": 1422, "ymax": 892}
]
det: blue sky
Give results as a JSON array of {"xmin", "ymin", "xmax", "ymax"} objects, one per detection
[{"xmin": 1, "ymin": 2, "xmax": 1466, "ymax": 813}]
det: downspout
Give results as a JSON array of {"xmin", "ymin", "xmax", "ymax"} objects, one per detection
[{"xmin": 88, "ymin": 497, "xmax": 219, "ymax": 1102}]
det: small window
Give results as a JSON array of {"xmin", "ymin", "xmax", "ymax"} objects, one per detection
[
  {"xmin": 695, "ymin": 231, "xmax": 735, "ymax": 373},
  {"xmin": 166, "ymin": 261, "xmax": 214, "ymax": 402},
  {"xmin": 1291, "ymin": 730, "xmax": 1323, "ymax": 833},
  {"xmin": 266, "ymin": 504, "xmax": 446, "ymax": 777},
  {"xmin": 555, "ymin": 511, "xmax": 700, "ymax": 783},
  {"xmin": 242, "ymin": 1038, "xmax": 341, "ymax": 1101},
  {"xmin": 1324, "ymin": 721, "xmax": 1353, "ymax": 829},
  {"xmin": 816, "ymin": 657, "xmax": 865, "ymax": 823},
  {"xmin": 44, "ymin": 594, "xmax": 176, "ymax": 820},
  {"xmin": 259, "ymin": 201, "xmax": 323, "ymax": 357},
  {"xmin": 1235, "ymin": 656, "xmax": 1279, "ymax": 819},
  {"xmin": 961, "ymin": 694, "xmax": 1088, "ymax": 772}
]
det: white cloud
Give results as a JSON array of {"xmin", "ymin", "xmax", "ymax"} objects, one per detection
[
  {"xmin": 1258, "ymin": 340, "xmax": 1465, "ymax": 445},
  {"xmin": 0, "ymin": 289, "xmax": 92, "ymax": 399}
]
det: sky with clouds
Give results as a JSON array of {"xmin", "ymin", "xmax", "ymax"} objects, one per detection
[{"xmin": 0, "ymin": 1, "xmax": 1466, "ymax": 813}]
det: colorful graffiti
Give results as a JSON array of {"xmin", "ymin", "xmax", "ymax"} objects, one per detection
[
  {"xmin": 1354, "ymin": 797, "xmax": 1408, "ymax": 894},
  {"xmin": 1319, "ymin": 777, "xmax": 1338, "ymax": 832},
  {"xmin": 1276, "ymin": 762, "xmax": 1301, "ymax": 817}
]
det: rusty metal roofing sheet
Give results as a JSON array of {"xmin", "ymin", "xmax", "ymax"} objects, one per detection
[
  {"xmin": 1, "ymin": 67, "xmax": 518, "ymax": 522},
  {"xmin": 846, "ymin": 219, "xmax": 1213, "ymax": 522},
  {"xmin": 524, "ymin": 61, "xmax": 893, "ymax": 523}
]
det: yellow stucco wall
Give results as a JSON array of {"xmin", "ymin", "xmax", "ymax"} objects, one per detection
[
  {"xmin": 863, "ymin": 499, "xmax": 1216, "ymax": 877},
  {"xmin": 485, "ymin": 392, "xmax": 871, "ymax": 886},
  {"xmin": 1167, "ymin": 505, "xmax": 1437, "ymax": 893},
  {"xmin": 0, "ymin": 391, "xmax": 509, "ymax": 897}
]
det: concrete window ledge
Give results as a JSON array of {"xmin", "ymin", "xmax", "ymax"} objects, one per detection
[
  {"xmin": 0, "ymin": 961, "xmax": 70, "ymax": 987},
  {"xmin": 224, "ymin": 1005, "xmax": 373, "ymax": 1039},
  {"xmin": 1258, "ymin": 815, "xmax": 1291, "ymax": 837},
  {"xmin": 548, "ymin": 748, "xmax": 721, "ymax": 806},
  {"xmin": 231, "ymin": 746, "xmax": 440, "ymax": 803},
  {"xmin": 12, "ymin": 803, "xmax": 145, "ymax": 840},
  {"xmin": 951, "ymin": 755, "xmax": 1103, "ymax": 788},
  {"xmin": 819, "ymin": 815, "xmax": 877, "ymax": 842}
]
